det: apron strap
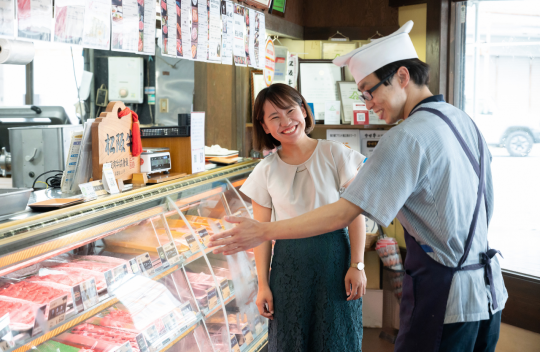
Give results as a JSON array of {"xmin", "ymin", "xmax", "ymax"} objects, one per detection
[{"xmin": 416, "ymin": 107, "xmax": 486, "ymax": 267}]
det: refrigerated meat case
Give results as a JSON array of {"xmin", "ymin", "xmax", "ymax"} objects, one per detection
[{"xmin": 0, "ymin": 160, "xmax": 267, "ymax": 352}]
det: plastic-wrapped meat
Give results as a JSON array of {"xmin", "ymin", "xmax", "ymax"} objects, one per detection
[
  {"xmin": 53, "ymin": 261, "xmax": 116, "ymax": 273},
  {"xmin": 99, "ymin": 309, "xmax": 135, "ymax": 328},
  {"xmin": 0, "ymin": 281, "xmax": 69, "ymax": 304},
  {"xmin": 35, "ymin": 267, "xmax": 107, "ymax": 291},
  {"xmin": 0, "ymin": 297, "xmax": 37, "ymax": 327},
  {"xmin": 74, "ymin": 256, "xmax": 129, "ymax": 266},
  {"xmin": 70, "ymin": 324, "xmax": 140, "ymax": 351},
  {"xmin": 28, "ymin": 270, "xmax": 106, "ymax": 291}
]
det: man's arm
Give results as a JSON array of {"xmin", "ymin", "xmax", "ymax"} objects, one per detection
[{"xmin": 209, "ymin": 198, "xmax": 363, "ymax": 255}]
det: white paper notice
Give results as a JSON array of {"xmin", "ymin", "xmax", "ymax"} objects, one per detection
[
  {"xmin": 324, "ymin": 101, "xmax": 341, "ymax": 125},
  {"xmin": 143, "ymin": 0, "xmax": 155, "ymax": 54},
  {"xmin": 232, "ymin": 4, "xmax": 245, "ymax": 66},
  {"xmin": 0, "ymin": 0, "xmax": 16, "ymax": 38},
  {"xmin": 180, "ymin": 0, "xmax": 190, "ymax": 59},
  {"xmin": 190, "ymin": 112, "xmax": 205, "ymax": 174},
  {"xmin": 300, "ymin": 63, "xmax": 342, "ymax": 121},
  {"xmin": 54, "ymin": 0, "xmax": 85, "ymax": 45},
  {"xmin": 207, "ymin": 0, "xmax": 221, "ymax": 62},
  {"xmin": 221, "ymin": 0, "xmax": 233, "ymax": 65},
  {"xmin": 111, "ymin": 0, "xmax": 138, "ymax": 53},
  {"xmin": 166, "ymin": 0, "xmax": 177, "ymax": 56},
  {"xmin": 258, "ymin": 11, "xmax": 265, "ymax": 69},
  {"xmin": 196, "ymin": 0, "xmax": 208, "ymax": 61},
  {"xmin": 17, "ymin": 0, "xmax": 53, "ymax": 42},
  {"xmin": 248, "ymin": 9, "xmax": 255, "ymax": 67},
  {"xmin": 82, "ymin": 0, "xmax": 111, "ymax": 50}
]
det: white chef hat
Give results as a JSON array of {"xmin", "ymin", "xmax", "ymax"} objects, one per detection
[{"xmin": 333, "ymin": 21, "xmax": 418, "ymax": 84}]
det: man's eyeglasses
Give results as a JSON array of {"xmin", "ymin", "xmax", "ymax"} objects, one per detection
[{"xmin": 361, "ymin": 69, "xmax": 399, "ymax": 101}]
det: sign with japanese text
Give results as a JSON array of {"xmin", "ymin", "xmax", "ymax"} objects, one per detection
[{"xmin": 92, "ymin": 101, "xmax": 140, "ymax": 181}]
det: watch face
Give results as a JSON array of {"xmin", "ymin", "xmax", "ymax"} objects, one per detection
[{"xmin": 357, "ymin": 263, "xmax": 365, "ymax": 271}]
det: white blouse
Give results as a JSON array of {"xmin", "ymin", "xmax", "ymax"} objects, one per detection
[{"xmin": 240, "ymin": 140, "xmax": 366, "ymax": 221}]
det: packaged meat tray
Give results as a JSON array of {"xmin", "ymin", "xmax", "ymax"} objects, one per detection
[
  {"xmin": 0, "ymin": 281, "xmax": 70, "ymax": 305},
  {"xmin": 59, "ymin": 323, "xmax": 140, "ymax": 352},
  {"xmin": 73, "ymin": 256, "xmax": 129, "ymax": 266},
  {"xmin": 52, "ymin": 261, "xmax": 118, "ymax": 273},
  {"xmin": 27, "ymin": 267, "xmax": 107, "ymax": 291},
  {"xmin": 0, "ymin": 296, "xmax": 40, "ymax": 331}
]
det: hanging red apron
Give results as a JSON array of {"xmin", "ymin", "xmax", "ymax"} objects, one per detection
[{"xmin": 394, "ymin": 107, "xmax": 502, "ymax": 352}]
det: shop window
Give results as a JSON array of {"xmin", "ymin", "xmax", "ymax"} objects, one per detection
[
  {"xmin": 33, "ymin": 42, "xmax": 85, "ymax": 124},
  {"xmin": 457, "ymin": 1, "xmax": 540, "ymax": 277},
  {"xmin": 0, "ymin": 64, "xmax": 26, "ymax": 106}
]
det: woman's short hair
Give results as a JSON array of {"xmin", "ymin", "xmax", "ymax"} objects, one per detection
[{"xmin": 252, "ymin": 83, "xmax": 314, "ymax": 152}]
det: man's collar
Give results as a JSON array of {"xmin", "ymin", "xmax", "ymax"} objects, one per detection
[{"xmin": 409, "ymin": 95, "xmax": 445, "ymax": 117}]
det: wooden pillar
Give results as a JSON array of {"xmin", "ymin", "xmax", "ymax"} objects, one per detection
[{"xmin": 426, "ymin": 0, "xmax": 450, "ymax": 96}]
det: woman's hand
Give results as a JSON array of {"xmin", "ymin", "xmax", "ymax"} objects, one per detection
[
  {"xmin": 345, "ymin": 267, "xmax": 367, "ymax": 301},
  {"xmin": 256, "ymin": 285, "xmax": 274, "ymax": 320}
]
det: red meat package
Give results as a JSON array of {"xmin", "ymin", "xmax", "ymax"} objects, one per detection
[
  {"xmin": 27, "ymin": 267, "xmax": 106, "ymax": 291},
  {"xmin": 0, "ymin": 296, "xmax": 40, "ymax": 330},
  {"xmin": 63, "ymin": 323, "xmax": 140, "ymax": 352},
  {"xmin": 0, "ymin": 281, "xmax": 69, "ymax": 305}
]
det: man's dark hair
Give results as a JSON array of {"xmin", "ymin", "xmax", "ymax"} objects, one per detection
[{"xmin": 373, "ymin": 58, "xmax": 430, "ymax": 87}]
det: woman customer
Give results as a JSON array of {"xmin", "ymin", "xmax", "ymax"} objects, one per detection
[{"xmin": 240, "ymin": 83, "xmax": 366, "ymax": 352}]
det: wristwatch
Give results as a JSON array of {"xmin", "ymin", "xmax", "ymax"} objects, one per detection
[{"xmin": 351, "ymin": 262, "xmax": 365, "ymax": 271}]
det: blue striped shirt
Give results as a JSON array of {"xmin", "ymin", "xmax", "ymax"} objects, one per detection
[{"xmin": 343, "ymin": 99, "xmax": 508, "ymax": 324}]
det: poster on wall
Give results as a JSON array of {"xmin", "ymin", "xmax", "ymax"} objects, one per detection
[
  {"xmin": 247, "ymin": 9, "xmax": 255, "ymax": 67},
  {"xmin": 17, "ymin": 0, "xmax": 53, "ymax": 42},
  {"xmin": 167, "ymin": 0, "xmax": 177, "ymax": 56},
  {"xmin": 0, "ymin": 0, "xmax": 16, "ymax": 38},
  {"xmin": 195, "ymin": 0, "xmax": 207, "ymax": 61},
  {"xmin": 142, "ymin": 0, "xmax": 155, "ymax": 54},
  {"xmin": 207, "ymin": 0, "xmax": 221, "ymax": 62},
  {"xmin": 232, "ymin": 4, "xmax": 245, "ymax": 66},
  {"xmin": 175, "ymin": 0, "xmax": 182, "ymax": 57},
  {"xmin": 257, "ymin": 11, "xmax": 265, "ymax": 69},
  {"xmin": 180, "ymin": 0, "xmax": 190, "ymax": 60},
  {"xmin": 244, "ymin": 7, "xmax": 250, "ymax": 66},
  {"xmin": 263, "ymin": 39, "xmax": 274, "ymax": 86},
  {"xmin": 82, "ymin": 0, "xmax": 111, "ymax": 50},
  {"xmin": 111, "ymin": 0, "xmax": 139, "ymax": 53},
  {"xmin": 190, "ymin": 0, "xmax": 198, "ymax": 59},
  {"xmin": 220, "ymin": 0, "xmax": 233, "ymax": 65},
  {"xmin": 53, "ymin": 0, "xmax": 85, "ymax": 45}
]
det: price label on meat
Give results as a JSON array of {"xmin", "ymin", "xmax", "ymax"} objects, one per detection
[
  {"xmin": 135, "ymin": 333, "xmax": 150, "ymax": 352},
  {"xmin": 180, "ymin": 302, "xmax": 193, "ymax": 316},
  {"xmin": 0, "ymin": 314, "xmax": 14, "ymax": 351},
  {"xmin": 219, "ymin": 278, "xmax": 230, "ymax": 298},
  {"xmin": 143, "ymin": 324, "xmax": 159, "ymax": 347},
  {"xmin": 80, "ymin": 278, "xmax": 99, "ymax": 310},
  {"xmin": 32, "ymin": 305, "xmax": 47, "ymax": 337},
  {"xmin": 105, "ymin": 263, "xmax": 131, "ymax": 293},
  {"xmin": 242, "ymin": 324, "xmax": 254, "ymax": 345},
  {"xmin": 161, "ymin": 311, "xmax": 179, "ymax": 332},
  {"xmin": 47, "ymin": 294, "xmax": 68, "ymax": 329},
  {"xmin": 163, "ymin": 241, "xmax": 181, "ymax": 265},
  {"xmin": 128, "ymin": 258, "xmax": 140, "ymax": 275},
  {"xmin": 113, "ymin": 341, "xmax": 133, "ymax": 352},
  {"xmin": 197, "ymin": 228, "xmax": 210, "ymax": 246},
  {"xmin": 230, "ymin": 335, "xmax": 241, "ymax": 352},
  {"xmin": 156, "ymin": 245, "xmax": 171, "ymax": 272},
  {"xmin": 184, "ymin": 233, "xmax": 200, "ymax": 255},
  {"xmin": 136, "ymin": 253, "xmax": 155, "ymax": 276},
  {"xmin": 206, "ymin": 287, "xmax": 218, "ymax": 310}
]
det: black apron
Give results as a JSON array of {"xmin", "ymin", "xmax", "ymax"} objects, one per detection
[{"xmin": 394, "ymin": 107, "xmax": 502, "ymax": 352}]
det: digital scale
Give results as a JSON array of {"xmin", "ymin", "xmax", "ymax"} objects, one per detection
[{"xmin": 140, "ymin": 148, "xmax": 171, "ymax": 175}]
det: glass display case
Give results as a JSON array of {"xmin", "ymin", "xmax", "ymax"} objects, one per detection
[{"xmin": 0, "ymin": 161, "xmax": 266, "ymax": 352}]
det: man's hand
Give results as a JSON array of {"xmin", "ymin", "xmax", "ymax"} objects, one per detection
[{"xmin": 208, "ymin": 216, "xmax": 268, "ymax": 255}]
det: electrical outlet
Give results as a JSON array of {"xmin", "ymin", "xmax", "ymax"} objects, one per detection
[{"xmin": 159, "ymin": 98, "xmax": 169, "ymax": 112}]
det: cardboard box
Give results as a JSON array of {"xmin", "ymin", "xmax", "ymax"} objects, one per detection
[
  {"xmin": 362, "ymin": 289, "xmax": 383, "ymax": 328},
  {"xmin": 365, "ymin": 251, "xmax": 381, "ymax": 290}
]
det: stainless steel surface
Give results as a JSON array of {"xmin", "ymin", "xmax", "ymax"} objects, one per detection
[
  {"xmin": 155, "ymin": 49, "xmax": 194, "ymax": 126},
  {"xmin": 9, "ymin": 125, "xmax": 83, "ymax": 188},
  {"xmin": 0, "ymin": 147, "xmax": 11, "ymax": 177},
  {"xmin": 0, "ymin": 188, "xmax": 32, "ymax": 216}
]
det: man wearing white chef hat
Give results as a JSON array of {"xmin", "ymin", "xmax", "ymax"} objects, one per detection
[{"xmin": 209, "ymin": 20, "xmax": 507, "ymax": 352}]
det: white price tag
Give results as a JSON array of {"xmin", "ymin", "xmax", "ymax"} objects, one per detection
[
  {"xmin": 0, "ymin": 314, "xmax": 14, "ymax": 351},
  {"xmin": 102, "ymin": 163, "xmax": 120, "ymax": 194},
  {"xmin": 47, "ymin": 295, "xmax": 68, "ymax": 329},
  {"xmin": 79, "ymin": 182, "xmax": 98, "ymax": 199}
]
